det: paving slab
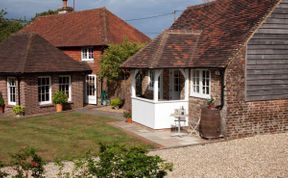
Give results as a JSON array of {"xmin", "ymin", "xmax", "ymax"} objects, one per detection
[{"xmin": 110, "ymin": 121, "xmax": 208, "ymax": 148}]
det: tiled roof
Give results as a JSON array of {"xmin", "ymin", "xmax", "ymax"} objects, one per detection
[
  {"xmin": 0, "ymin": 32, "xmax": 91, "ymax": 74},
  {"xmin": 21, "ymin": 8, "xmax": 150, "ymax": 47},
  {"xmin": 122, "ymin": 30, "xmax": 201, "ymax": 68},
  {"xmin": 122, "ymin": 0, "xmax": 280, "ymax": 69}
]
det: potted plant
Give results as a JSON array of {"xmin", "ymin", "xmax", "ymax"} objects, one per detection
[
  {"xmin": 12, "ymin": 105, "xmax": 25, "ymax": 117},
  {"xmin": 123, "ymin": 111, "xmax": 132, "ymax": 123},
  {"xmin": 0, "ymin": 95, "xmax": 5, "ymax": 113},
  {"xmin": 52, "ymin": 91, "xmax": 68, "ymax": 112},
  {"xmin": 207, "ymin": 98, "xmax": 215, "ymax": 110},
  {"xmin": 111, "ymin": 97, "xmax": 123, "ymax": 110}
]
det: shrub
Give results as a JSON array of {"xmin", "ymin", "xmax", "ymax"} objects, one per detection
[
  {"xmin": 0, "ymin": 161, "xmax": 9, "ymax": 178},
  {"xmin": 12, "ymin": 105, "xmax": 25, "ymax": 115},
  {"xmin": 110, "ymin": 98, "xmax": 123, "ymax": 109},
  {"xmin": 123, "ymin": 111, "xmax": 132, "ymax": 119},
  {"xmin": 92, "ymin": 144, "xmax": 173, "ymax": 178},
  {"xmin": 0, "ymin": 95, "xmax": 4, "ymax": 106},
  {"xmin": 52, "ymin": 91, "xmax": 68, "ymax": 105},
  {"xmin": 11, "ymin": 147, "xmax": 46, "ymax": 178}
]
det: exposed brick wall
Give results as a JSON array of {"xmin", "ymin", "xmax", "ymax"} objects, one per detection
[
  {"xmin": 0, "ymin": 73, "xmax": 85, "ymax": 117},
  {"xmin": 188, "ymin": 69, "xmax": 222, "ymax": 127},
  {"xmin": 61, "ymin": 46, "xmax": 105, "ymax": 102},
  {"xmin": 224, "ymin": 48, "xmax": 288, "ymax": 138}
]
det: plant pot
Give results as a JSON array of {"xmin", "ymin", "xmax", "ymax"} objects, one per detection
[
  {"xmin": 56, "ymin": 104, "xmax": 63, "ymax": 112},
  {"xmin": 126, "ymin": 118, "xmax": 132, "ymax": 123},
  {"xmin": 0, "ymin": 105, "xmax": 4, "ymax": 113}
]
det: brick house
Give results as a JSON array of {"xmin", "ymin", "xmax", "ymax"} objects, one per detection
[
  {"xmin": 0, "ymin": 32, "xmax": 91, "ymax": 116},
  {"xmin": 122, "ymin": 0, "xmax": 288, "ymax": 138},
  {"xmin": 21, "ymin": 0, "xmax": 150, "ymax": 106}
]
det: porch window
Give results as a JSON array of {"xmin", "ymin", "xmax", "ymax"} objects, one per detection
[
  {"xmin": 38, "ymin": 76, "xmax": 52, "ymax": 105},
  {"xmin": 148, "ymin": 71, "xmax": 154, "ymax": 90},
  {"xmin": 7, "ymin": 77, "xmax": 16, "ymax": 105},
  {"xmin": 148, "ymin": 71, "xmax": 161, "ymax": 92},
  {"xmin": 190, "ymin": 69, "xmax": 211, "ymax": 98},
  {"xmin": 81, "ymin": 47, "xmax": 94, "ymax": 61},
  {"xmin": 59, "ymin": 75, "xmax": 71, "ymax": 101}
]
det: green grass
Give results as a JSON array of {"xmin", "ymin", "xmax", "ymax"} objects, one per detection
[{"xmin": 0, "ymin": 112, "xmax": 153, "ymax": 164}]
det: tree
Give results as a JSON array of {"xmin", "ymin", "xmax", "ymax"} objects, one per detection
[
  {"xmin": 31, "ymin": 9, "xmax": 58, "ymax": 21},
  {"xmin": 100, "ymin": 40, "xmax": 145, "ymax": 81},
  {"xmin": 0, "ymin": 9, "xmax": 23, "ymax": 42}
]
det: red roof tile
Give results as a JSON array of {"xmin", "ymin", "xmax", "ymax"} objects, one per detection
[
  {"xmin": 0, "ymin": 32, "xmax": 91, "ymax": 74},
  {"xmin": 21, "ymin": 8, "xmax": 150, "ymax": 47},
  {"xmin": 122, "ymin": 0, "xmax": 280, "ymax": 69}
]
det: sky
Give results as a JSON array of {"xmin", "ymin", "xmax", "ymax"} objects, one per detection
[{"xmin": 0, "ymin": 0, "xmax": 203, "ymax": 38}]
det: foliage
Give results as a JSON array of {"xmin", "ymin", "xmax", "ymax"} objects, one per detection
[
  {"xmin": 11, "ymin": 147, "xmax": 46, "ymax": 178},
  {"xmin": 0, "ymin": 162, "xmax": 9, "ymax": 178},
  {"xmin": 100, "ymin": 40, "xmax": 145, "ymax": 80},
  {"xmin": 123, "ymin": 111, "xmax": 132, "ymax": 119},
  {"xmin": 0, "ymin": 9, "xmax": 23, "ymax": 42},
  {"xmin": 0, "ymin": 95, "xmax": 4, "ymax": 106},
  {"xmin": 207, "ymin": 98, "xmax": 215, "ymax": 106},
  {"xmin": 53, "ymin": 91, "xmax": 68, "ymax": 105},
  {"xmin": 12, "ymin": 105, "xmax": 25, "ymax": 115},
  {"xmin": 110, "ymin": 98, "xmax": 123, "ymax": 109},
  {"xmin": 55, "ymin": 160, "xmax": 71, "ymax": 178},
  {"xmin": 91, "ymin": 144, "xmax": 173, "ymax": 178},
  {"xmin": 31, "ymin": 9, "xmax": 58, "ymax": 21}
]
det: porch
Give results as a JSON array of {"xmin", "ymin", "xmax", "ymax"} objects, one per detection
[{"xmin": 131, "ymin": 69, "xmax": 190, "ymax": 129}]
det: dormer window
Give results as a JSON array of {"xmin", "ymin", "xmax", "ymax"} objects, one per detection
[{"xmin": 81, "ymin": 47, "xmax": 94, "ymax": 61}]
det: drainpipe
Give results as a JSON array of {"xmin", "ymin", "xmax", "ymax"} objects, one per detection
[{"xmin": 217, "ymin": 69, "xmax": 225, "ymax": 110}]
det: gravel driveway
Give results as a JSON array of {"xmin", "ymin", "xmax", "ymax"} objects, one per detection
[
  {"xmin": 2, "ymin": 133, "xmax": 287, "ymax": 178},
  {"xmin": 151, "ymin": 133, "xmax": 288, "ymax": 178}
]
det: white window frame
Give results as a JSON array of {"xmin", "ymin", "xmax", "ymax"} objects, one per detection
[
  {"xmin": 59, "ymin": 75, "xmax": 72, "ymax": 102},
  {"xmin": 7, "ymin": 77, "xmax": 17, "ymax": 106},
  {"xmin": 190, "ymin": 69, "xmax": 211, "ymax": 99},
  {"xmin": 81, "ymin": 47, "xmax": 94, "ymax": 61},
  {"xmin": 38, "ymin": 76, "xmax": 52, "ymax": 105}
]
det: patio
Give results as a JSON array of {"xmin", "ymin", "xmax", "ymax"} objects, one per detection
[{"xmin": 110, "ymin": 120, "xmax": 207, "ymax": 148}]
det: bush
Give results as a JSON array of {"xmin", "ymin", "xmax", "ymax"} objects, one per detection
[
  {"xmin": 12, "ymin": 105, "xmax": 25, "ymax": 115},
  {"xmin": 11, "ymin": 147, "xmax": 46, "ymax": 178},
  {"xmin": 52, "ymin": 91, "xmax": 68, "ymax": 105},
  {"xmin": 123, "ymin": 111, "xmax": 132, "ymax": 119},
  {"xmin": 0, "ymin": 95, "xmax": 4, "ymax": 106},
  {"xmin": 110, "ymin": 98, "xmax": 123, "ymax": 109},
  {"xmin": 92, "ymin": 144, "xmax": 173, "ymax": 178}
]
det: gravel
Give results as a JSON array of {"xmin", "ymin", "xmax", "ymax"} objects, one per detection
[
  {"xmin": 2, "ymin": 133, "xmax": 287, "ymax": 178},
  {"xmin": 151, "ymin": 133, "xmax": 288, "ymax": 178}
]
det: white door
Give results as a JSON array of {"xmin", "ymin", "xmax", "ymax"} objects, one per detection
[
  {"xmin": 169, "ymin": 70, "xmax": 181, "ymax": 100},
  {"xmin": 85, "ymin": 74, "xmax": 97, "ymax": 104}
]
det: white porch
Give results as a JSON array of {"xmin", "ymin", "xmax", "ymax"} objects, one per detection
[{"xmin": 131, "ymin": 69, "xmax": 190, "ymax": 129}]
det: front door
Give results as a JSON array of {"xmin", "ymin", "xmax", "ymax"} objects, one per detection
[
  {"xmin": 169, "ymin": 70, "xmax": 181, "ymax": 100},
  {"xmin": 85, "ymin": 74, "xmax": 97, "ymax": 104}
]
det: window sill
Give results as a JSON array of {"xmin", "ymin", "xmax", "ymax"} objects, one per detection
[
  {"xmin": 82, "ymin": 59, "xmax": 94, "ymax": 62},
  {"xmin": 39, "ymin": 103, "xmax": 53, "ymax": 108},
  {"xmin": 190, "ymin": 94, "xmax": 211, "ymax": 100}
]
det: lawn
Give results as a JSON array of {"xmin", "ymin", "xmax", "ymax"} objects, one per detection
[{"xmin": 0, "ymin": 112, "xmax": 152, "ymax": 164}]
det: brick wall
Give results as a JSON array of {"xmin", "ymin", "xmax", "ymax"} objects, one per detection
[
  {"xmin": 224, "ymin": 48, "xmax": 288, "ymax": 138},
  {"xmin": 61, "ymin": 46, "xmax": 105, "ymax": 100},
  {"xmin": 188, "ymin": 69, "xmax": 222, "ymax": 127},
  {"xmin": 0, "ymin": 73, "xmax": 85, "ymax": 117}
]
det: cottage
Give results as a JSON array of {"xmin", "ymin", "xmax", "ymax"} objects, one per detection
[
  {"xmin": 122, "ymin": 0, "xmax": 288, "ymax": 138},
  {"xmin": 22, "ymin": 0, "xmax": 150, "ymax": 106},
  {"xmin": 0, "ymin": 32, "xmax": 91, "ymax": 115}
]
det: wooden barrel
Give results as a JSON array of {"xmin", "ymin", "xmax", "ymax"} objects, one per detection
[{"xmin": 200, "ymin": 107, "xmax": 221, "ymax": 139}]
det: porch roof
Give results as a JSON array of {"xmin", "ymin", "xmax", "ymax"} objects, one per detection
[{"xmin": 122, "ymin": 0, "xmax": 280, "ymax": 69}]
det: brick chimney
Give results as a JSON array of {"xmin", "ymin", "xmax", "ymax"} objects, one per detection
[{"xmin": 58, "ymin": 0, "xmax": 73, "ymax": 14}]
